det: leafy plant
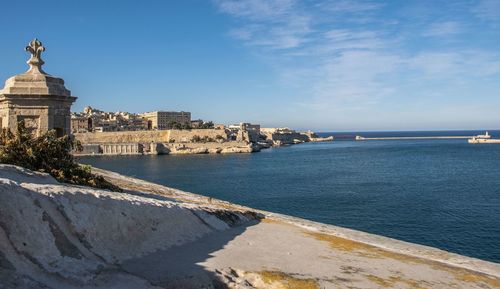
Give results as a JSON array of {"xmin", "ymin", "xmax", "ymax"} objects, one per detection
[
  {"xmin": 191, "ymin": 135, "xmax": 202, "ymax": 143},
  {"xmin": 199, "ymin": 121, "xmax": 214, "ymax": 129},
  {"xmin": 0, "ymin": 122, "xmax": 121, "ymax": 192}
]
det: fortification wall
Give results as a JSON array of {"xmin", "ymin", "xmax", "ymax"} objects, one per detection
[
  {"xmin": 74, "ymin": 129, "xmax": 228, "ymax": 144},
  {"xmin": 262, "ymin": 131, "xmax": 309, "ymax": 145},
  {"xmin": 168, "ymin": 129, "xmax": 228, "ymax": 143}
]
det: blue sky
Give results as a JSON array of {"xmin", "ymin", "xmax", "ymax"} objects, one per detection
[{"xmin": 0, "ymin": 0, "xmax": 499, "ymax": 131}]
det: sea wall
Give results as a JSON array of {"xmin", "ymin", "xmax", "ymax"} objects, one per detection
[
  {"xmin": 163, "ymin": 141, "xmax": 257, "ymax": 154},
  {"xmin": 74, "ymin": 129, "xmax": 334, "ymax": 155},
  {"xmin": 76, "ymin": 141, "xmax": 257, "ymax": 155},
  {"xmin": 73, "ymin": 129, "xmax": 252, "ymax": 155},
  {"xmin": 1, "ymin": 164, "xmax": 499, "ymax": 289},
  {"xmin": 74, "ymin": 129, "xmax": 228, "ymax": 144},
  {"xmin": 0, "ymin": 165, "xmax": 259, "ymax": 289},
  {"xmin": 262, "ymin": 131, "xmax": 310, "ymax": 146}
]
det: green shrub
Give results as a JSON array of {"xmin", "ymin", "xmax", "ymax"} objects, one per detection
[
  {"xmin": 191, "ymin": 135, "xmax": 202, "ymax": 143},
  {"xmin": 0, "ymin": 122, "xmax": 121, "ymax": 192},
  {"xmin": 199, "ymin": 121, "xmax": 214, "ymax": 129},
  {"xmin": 202, "ymin": 136, "xmax": 214, "ymax": 142}
]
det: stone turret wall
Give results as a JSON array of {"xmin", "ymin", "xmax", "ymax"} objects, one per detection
[{"xmin": 0, "ymin": 39, "xmax": 76, "ymax": 136}]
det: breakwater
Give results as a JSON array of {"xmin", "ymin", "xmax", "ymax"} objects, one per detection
[
  {"xmin": 356, "ymin": 135, "xmax": 473, "ymax": 140},
  {"xmin": 469, "ymin": 138, "xmax": 500, "ymax": 144}
]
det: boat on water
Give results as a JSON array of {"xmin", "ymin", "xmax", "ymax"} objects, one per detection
[
  {"xmin": 468, "ymin": 132, "xmax": 500, "ymax": 144},
  {"xmin": 475, "ymin": 131, "xmax": 491, "ymax": 139}
]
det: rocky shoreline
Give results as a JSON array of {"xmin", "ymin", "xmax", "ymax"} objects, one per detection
[
  {"xmin": 73, "ymin": 128, "xmax": 334, "ymax": 156},
  {"xmin": 1, "ymin": 164, "xmax": 499, "ymax": 289}
]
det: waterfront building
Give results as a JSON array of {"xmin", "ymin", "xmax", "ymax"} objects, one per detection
[
  {"xmin": 190, "ymin": 119, "xmax": 204, "ymax": 128},
  {"xmin": 227, "ymin": 122, "xmax": 261, "ymax": 143},
  {"xmin": 72, "ymin": 106, "xmax": 148, "ymax": 132},
  {"xmin": 140, "ymin": 111, "xmax": 191, "ymax": 130},
  {"xmin": 0, "ymin": 39, "xmax": 76, "ymax": 136},
  {"xmin": 71, "ymin": 115, "xmax": 92, "ymax": 133}
]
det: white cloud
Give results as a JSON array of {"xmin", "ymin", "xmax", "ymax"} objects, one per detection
[
  {"xmin": 306, "ymin": 51, "xmax": 402, "ymax": 110},
  {"xmin": 216, "ymin": 0, "xmax": 311, "ymax": 49},
  {"xmin": 214, "ymin": 0, "xmax": 500, "ymax": 128},
  {"xmin": 321, "ymin": 29, "xmax": 384, "ymax": 51},
  {"xmin": 214, "ymin": 0, "xmax": 296, "ymax": 21},
  {"xmin": 408, "ymin": 51, "xmax": 500, "ymax": 79},
  {"xmin": 315, "ymin": 0, "xmax": 382, "ymax": 13},
  {"xmin": 473, "ymin": 0, "xmax": 500, "ymax": 23},
  {"xmin": 422, "ymin": 21, "xmax": 462, "ymax": 37}
]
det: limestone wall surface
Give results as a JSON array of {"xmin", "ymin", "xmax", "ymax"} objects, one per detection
[
  {"xmin": 168, "ymin": 128, "xmax": 228, "ymax": 143},
  {"xmin": 262, "ymin": 131, "xmax": 309, "ymax": 145},
  {"xmin": 164, "ymin": 141, "xmax": 256, "ymax": 154},
  {"xmin": 74, "ymin": 129, "xmax": 228, "ymax": 144},
  {"xmin": 1, "ymin": 164, "xmax": 499, "ymax": 289},
  {"xmin": 74, "ymin": 130, "xmax": 169, "ymax": 143},
  {"xmin": 0, "ymin": 165, "xmax": 258, "ymax": 289}
]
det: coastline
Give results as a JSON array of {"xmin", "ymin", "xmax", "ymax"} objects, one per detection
[
  {"xmin": 1, "ymin": 164, "xmax": 499, "ymax": 288},
  {"xmin": 72, "ymin": 129, "xmax": 334, "ymax": 156},
  {"xmin": 93, "ymin": 167, "xmax": 500, "ymax": 282}
]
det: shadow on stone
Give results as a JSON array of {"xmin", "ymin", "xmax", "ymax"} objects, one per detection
[{"xmin": 120, "ymin": 220, "xmax": 259, "ymax": 288}]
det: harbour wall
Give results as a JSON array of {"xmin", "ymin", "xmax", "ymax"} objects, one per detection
[
  {"xmin": 73, "ymin": 129, "xmax": 254, "ymax": 156},
  {"xmin": 356, "ymin": 135, "xmax": 473, "ymax": 141},
  {"xmin": 74, "ymin": 129, "xmax": 228, "ymax": 144},
  {"xmin": 74, "ymin": 129, "xmax": 333, "ymax": 156}
]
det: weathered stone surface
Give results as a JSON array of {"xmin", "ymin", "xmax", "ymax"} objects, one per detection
[
  {"xmin": 220, "ymin": 145, "xmax": 254, "ymax": 154},
  {"xmin": 0, "ymin": 39, "xmax": 76, "ymax": 136},
  {"xmin": 0, "ymin": 164, "xmax": 258, "ymax": 288},
  {"xmin": 2, "ymin": 164, "xmax": 499, "ymax": 288},
  {"xmin": 75, "ymin": 129, "xmax": 228, "ymax": 144}
]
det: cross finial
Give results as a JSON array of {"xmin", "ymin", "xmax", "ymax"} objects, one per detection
[{"xmin": 25, "ymin": 38, "xmax": 46, "ymax": 74}]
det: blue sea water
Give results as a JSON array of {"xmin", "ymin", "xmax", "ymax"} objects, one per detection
[{"xmin": 78, "ymin": 130, "xmax": 500, "ymax": 263}]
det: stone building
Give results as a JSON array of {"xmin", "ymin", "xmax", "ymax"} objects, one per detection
[
  {"xmin": 227, "ymin": 122, "xmax": 261, "ymax": 143},
  {"xmin": 140, "ymin": 111, "xmax": 191, "ymax": 129},
  {"xmin": 72, "ymin": 106, "xmax": 148, "ymax": 132},
  {"xmin": 71, "ymin": 115, "xmax": 92, "ymax": 133},
  {"xmin": 0, "ymin": 39, "xmax": 76, "ymax": 136}
]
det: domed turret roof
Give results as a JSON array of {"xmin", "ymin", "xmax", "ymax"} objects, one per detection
[{"xmin": 0, "ymin": 39, "xmax": 71, "ymax": 97}]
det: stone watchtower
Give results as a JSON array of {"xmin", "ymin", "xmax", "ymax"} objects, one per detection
[{"xmin": 0, "ymin": 39, "xmax": 76, "ymax": 136}]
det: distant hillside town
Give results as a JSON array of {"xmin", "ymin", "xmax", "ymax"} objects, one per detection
[
  {"xmin": 71, "ymin": 106, "xmax": 216, "ymax": 133},
  {"xmin": 71, "ymin": 106, "xmax": 333, "ymax": 156}
]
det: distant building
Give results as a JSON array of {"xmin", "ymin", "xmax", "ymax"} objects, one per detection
[
  {"xmin": 228, "ymin": 122, "xmax": 261, "ymax": 143},
  {"xmin": 190, "ymin": 119, "xmax": 204, "ymax": 128},
  {"xmin": 140, "ymin": 111, "xmax": 191, "ymax": 130},
  {"xmin": 71, "ymin": 116, "xmax": 91, "ymax": 133},
  {"xmin": 72, "ymin": 106, "xmax": 148, "ymax": 132},
  {"xmin": 72, "ymin": 107, "xmax": 194, "ymax": 132}
]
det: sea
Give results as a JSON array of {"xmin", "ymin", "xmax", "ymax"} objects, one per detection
[{"xmin": 78, "ymin": 130, "xmax": 500, "ymax": 263}]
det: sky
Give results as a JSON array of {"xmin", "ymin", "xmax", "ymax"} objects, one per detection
[{"xmin": 0, "ymin": 0, "xmax": 499, "ymax": 131}]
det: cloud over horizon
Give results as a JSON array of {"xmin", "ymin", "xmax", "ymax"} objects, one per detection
[{"xmin": 214, "ymin": 0, "xmax": 500, "ymax": 130}]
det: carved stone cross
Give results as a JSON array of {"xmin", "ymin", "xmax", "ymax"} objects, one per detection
[{"xmin": 25, "ymin": 38, "xmax": 46, "ymax": 74}]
